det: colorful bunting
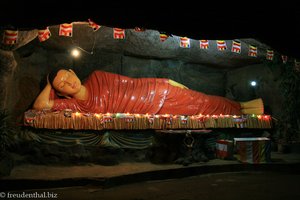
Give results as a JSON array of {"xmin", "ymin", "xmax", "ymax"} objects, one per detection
[
  {"xmin": 113, "ymin": 28, "xmax": 125, "ymax": 39},
  {"xmin": 2, "ymin": 30, "xmax": 18, "ymax": 45},
  {"xmin": 217, "ymin": 40, "xmax": 227, "ymax": 51},
  {"xmin": 281, "ymin": 55, "xmax": 288, "ymax": 64},
  {"xmin": 6, "ymin": 19, "xmax": 294, "ymax": 65},
  {"xmin": 38, "ymin": 27, "xmax": 51, "ymax": 42},
  {"xmin": 248, "ymin": 45, "xmax": 257, "ymax": 57},
  {"xmin": 180, "ymin": 37, "xmax": 190, "ymax": 48},
  {"xmin": 231, "ymin": 40, "xmax": 241, "ymax": 53},
  {"xmin": 59, "ymin": 23, "xmax": 73, "ymax": 37},
  {"xmin": 159, "ymin": 33, "xmax": 169, "ymax": 42},
  {"xmin": 266, "ymin": 49, "xmax": 274, "ymax": 60},
  {"xmin": 199, "ymin": 40, "xmax": 209, "ymax": 49},
  {"xmin": 88, "ymin": 19, "xmax": 101, "ymax": 32}
]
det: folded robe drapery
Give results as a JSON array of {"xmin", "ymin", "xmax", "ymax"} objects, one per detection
[{"xmin": 52, "ymin": 70, "xmax": 242, "ymax": 115}]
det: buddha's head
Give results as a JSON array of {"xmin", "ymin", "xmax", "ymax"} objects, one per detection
[{"xmin": 48, "ymin": 69, "xmax": 82, "ymax": 97}]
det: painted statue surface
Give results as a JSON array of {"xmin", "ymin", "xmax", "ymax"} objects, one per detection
[{"xmin": 33, "ymin": 69, "xmax": 263, "ymax": 115}]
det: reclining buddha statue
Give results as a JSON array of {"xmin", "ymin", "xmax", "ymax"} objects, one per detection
[{"xmin": 33, "ymin": 69, "xmax": 264, "ymax": 115}]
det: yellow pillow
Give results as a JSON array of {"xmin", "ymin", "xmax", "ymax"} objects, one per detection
[{"xmin": 168, "ymin": 79, "xmax": 188, "ymax": 89}]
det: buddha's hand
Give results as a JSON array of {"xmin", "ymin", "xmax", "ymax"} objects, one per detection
[{"xmin": 168, "ymin": 79, "xmax": 188, "ymax": 89}]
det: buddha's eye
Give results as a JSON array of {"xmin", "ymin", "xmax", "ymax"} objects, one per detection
[{"xmin": 59, "ymin": 82, "xmax": 65, "ymax": 89}]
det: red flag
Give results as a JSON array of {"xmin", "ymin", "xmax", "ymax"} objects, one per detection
[
  {"xmin": 199, "ymin": 40, "xmax": 209, "ymax": 49},
  {"xmin": 180, "ymin": 37, "xmax": 190, "ymax": 48},
  {"xmin": 113, "ymin": 28, "xmax": 125, "ymax": 39},
  {"xmin": 88, "ymin": 19, "xmax": 101, "ymax": 32},
  {"xmin": 217, "ymin": 40, "xmax": 227, "ymax": 51},
  {"xmin": 281, "ymin": 55, "xmax": 288, "ymax": 64},
  {"xmin": 59, "ymin": 23, "xmax": 73, "ymax": 37},
  {"xmin": 248, "ymin": 45, "xmax": 257, "ymax": 57},
  {"xmin": 159, "ymin": 33, "xmax": 169, "ymax": 42},
  {"xmin": 2, "ymin": 30, "xmax": 18, "ymax": 45},
  {"xmin": 38, "ymin": 27, "xmax": 51, "ymax": 42},
  {"xmin": 266, "ymin": 49, "xmax": 274, "ymax": 60},
  {"xmin": 231, "ymin": 40, "xmax": 241, "ymax": 53}
]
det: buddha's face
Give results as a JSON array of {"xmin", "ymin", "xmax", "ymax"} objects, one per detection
[{"xmin": 52, "ymin": 69, "xmax": 82, "ymax": 96}]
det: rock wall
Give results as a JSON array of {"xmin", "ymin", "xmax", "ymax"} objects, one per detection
[
  {"xmin": 0, "ymin": 23, "xmax": 282, "ymax": 122},
  {"xmin": 226, "ymin": 63, "xmax": 284, "ymax": 118}
]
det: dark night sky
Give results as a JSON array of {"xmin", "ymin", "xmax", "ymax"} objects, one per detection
[{"xmin": 0, "ymin": 2, "xmax": 299, "ymax": 58}]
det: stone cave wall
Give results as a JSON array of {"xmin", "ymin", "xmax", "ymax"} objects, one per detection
[
  {"xmin": 0, "ymin": 23, "xmax": 282, "ymax": 123},
  {"xmin": 226, "ymin": 63, "xmax": 284, "ymax": 118}
]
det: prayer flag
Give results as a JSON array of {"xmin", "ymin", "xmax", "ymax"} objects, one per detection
[
  {"xmin": 281, "ymin": 55, "xmax": 288, "ymax": 64},
  {"xmin": 248, "ymin": 45, "xmax": 257, "ymax": 57},
  {"xmin": 113, "ymin": 28, "xmax": 125, "ymax": 39},
  {"xmin": 266, "ymin": 49, "xmax": 274, "ymax": 60},
  {"xmin": 231, "ymin": 40, "xmax": 241, "ymax": 53},
  {"xmin": 2, "ymin": 30, "xmax": 18, "ymax": 45},
  {"xmin": 217, "ymin": 40, "xmax": 227, "ymax": 51},
  {"xmin": 38, "ymin": 27, "xmax": 51, "ymax": 42},
  {"xmin": 59, "ymin": 23, "xmax": 73, "ymax": 37},
  {"xmin": 159, "ymin": 33, "xmax": 169, "ymax": 42},
  {"xmin": 199, "ymin": 40, "xmax": 209, "ymax": 49},
  {"xmin": 88, "ymin": 19, "xmax": 101, "ymax": 32},
  {"xmin": 180, "ymin": 37, "xmax": 190, "ymax": 48}
]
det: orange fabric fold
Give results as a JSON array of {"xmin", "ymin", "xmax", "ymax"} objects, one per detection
[{"xmin": 52, "ymin": 70, "xmax": 242, "ymax": 115}]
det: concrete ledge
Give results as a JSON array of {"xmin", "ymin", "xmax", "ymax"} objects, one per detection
[{"xmin": 1, "ymin": 162, "xmax": 300, "ymax": 191}]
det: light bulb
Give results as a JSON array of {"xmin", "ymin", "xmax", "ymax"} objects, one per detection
[
  {"xmin": 250, "ymin": 81, "xmax": 257, "ymax": 87},
  {"xmin": 71, "ymin": 49, "xmax": 80, "ymax": 57}
]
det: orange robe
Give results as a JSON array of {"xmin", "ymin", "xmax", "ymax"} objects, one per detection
[{"xmin": 52, "ymin": 70, "xmax": 242, "ymax": 115}]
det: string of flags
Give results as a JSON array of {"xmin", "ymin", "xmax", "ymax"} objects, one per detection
[
  {"xmin": 1, "ymin": 19, "xmax": 297, "ymax": 66},
  {"xmin": 88, "ymin": 19, "xmax": 101, "ymax": 32},
  {"xmin": 231, "ymin": 40, "xmax": 241, "ymax": 54},
  {"xmin": 180, "ymin": 37, "xmax": 190, "ymax": 48},
  {"xmin": 248, "ymin": 45, "xmax": 258, "ymax": 57},
  {"xmin": 59, "ymin": 23, "xmax": 73, "ymax": 37},
  {"xmin": 200, "ymin": 40, "xmax": 209, "ymax": 49},
  {"xmin": 3, "ymin": 30, "xmax": 18, "ymax": 45},
  {"xmin": 216, "ymin": 40, "xmax": 227, "ymax": 51},
  {"xmin": 113, "ymin": 28, "xmax": 126, "ymax": 39},
  {"xmin": 38, "ymin": 27, "xmax": 51, "ymax": 42},
  {"xmin": 266, "ymin": 49, "xmax": 274, "ymax": 60}
]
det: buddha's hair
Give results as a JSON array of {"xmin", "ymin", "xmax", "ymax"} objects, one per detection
[{"xmin": 48, "ymin": 68, "xmax": 61, "ymax": 87}]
